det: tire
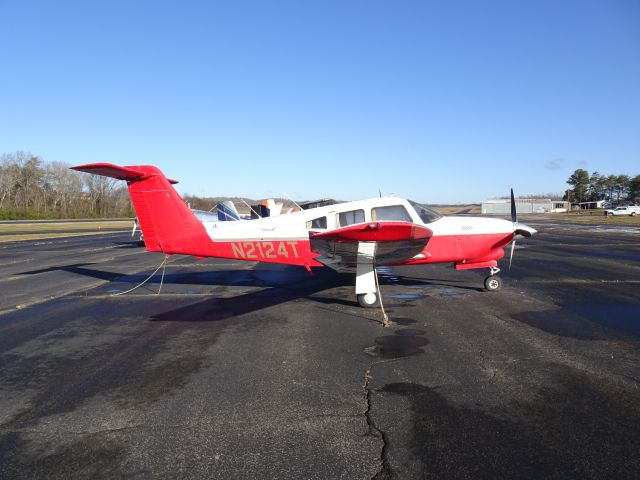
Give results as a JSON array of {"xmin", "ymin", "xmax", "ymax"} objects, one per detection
[
  {"xmin": 357, "ymin": 292, "xmax": 380, "ymax": 308},
  {"xmin": 484, "ymin": 276, "xmax": 502, "ymax": 292},
  {"xmin": 631, "ymin": 212, "xmax": 637, "ymax": 217},
  {"xmin": 607, "ymin": 212, "xmax": 614, "ymax": 217}
]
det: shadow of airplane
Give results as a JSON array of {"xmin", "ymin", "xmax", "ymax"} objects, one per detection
[{"xmin": 16, "ymin": 261, "xmax": 479, "ymax": 322}]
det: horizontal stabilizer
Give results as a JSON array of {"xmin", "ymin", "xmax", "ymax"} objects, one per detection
[
  {"xmin": 310, "ymin": 221, "xmax": 432, "ymax": 243},
  {"xmin": 71, "ymin": 163, "xmax": 179, "ymax": 184}
]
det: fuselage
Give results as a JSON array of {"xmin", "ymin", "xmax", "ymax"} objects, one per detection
[
  {"xmin": 69, "ymin": 163, "xmax": 535, "ymax": 275},
  {"xmin": 199, "ymin": 197, "xmax": 517, "ymax": 269}
]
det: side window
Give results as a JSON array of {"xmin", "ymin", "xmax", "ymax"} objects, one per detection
[
  {"xmin": 306, "ymin": 216, "xmax": 327, "ymax": 229},
  {"xmin": 337, "ymin": 209, "xmax": 365, "ymax": 227},
  {"xmin": 371, "ymin": 205, "xmax": 412, "ymax": 222}
]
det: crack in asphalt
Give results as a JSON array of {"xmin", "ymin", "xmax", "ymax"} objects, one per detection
[
  {"xmin": 363, "ymin": 360, "xmax": 401, "ymax": 480},
  {"xmin": 363, "ymin": 366, "xmax": 387, "ymax": 479}
]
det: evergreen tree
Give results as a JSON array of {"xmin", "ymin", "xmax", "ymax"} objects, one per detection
[
  {"xmin": 567, "ymin": 169, "xmax": 590, "ymax": 203},
  {"xmin": 628, "ymin": 175, "xmax": 640, "ymax": 204},
  {"xmin": 588, "ymin": 171, "xmax": 604, "ymax": 201}
]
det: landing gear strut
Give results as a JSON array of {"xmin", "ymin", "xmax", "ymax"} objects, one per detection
[
  {"xmin": 354, "ymin": 243, "xmax": 391, "ymax": 327},
  {"xmin": 484, "ymin": 266, "xmax": 502, "ymax": 292},
  {"xmin": 355, "ymin": 242, "xmax": 379, "ymax": 308}
]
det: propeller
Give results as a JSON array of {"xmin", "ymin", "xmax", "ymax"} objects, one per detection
[
  {"xmin": 508, "ymin": 188, "xmax": 537, "ymax": 269},
  {"xmin": 509, "ymin": 188, "xmax": 516, "ymax": 270}
]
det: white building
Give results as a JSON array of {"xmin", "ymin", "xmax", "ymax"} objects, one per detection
[
  {"xmin": 575, "ymin": 200, "xmax": 609, "ymax": 209},
  {"xmin": 481, "ymin": 198, "xmax": 570, "ymax": 214}
]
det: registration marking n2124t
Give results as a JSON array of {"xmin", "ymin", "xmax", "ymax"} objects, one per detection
[{"xmin": 231, "ymin": 241, "xmax": 299, "ymax": 259}]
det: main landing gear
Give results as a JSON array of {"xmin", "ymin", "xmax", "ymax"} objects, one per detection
[
  {"xmin": 355, "ymin": 243, "xmax": 380, "ymax": 308},
  {"xmin": 484, "ymin": 266, "xmax": 502, "ymax": 291},
  {"xmin": 355, "ymin": 254, "xmax": 390, "ymax": 325},
  {"xmin": 357, "ymin": 292, "xmax": 380, "ymax": 308}
]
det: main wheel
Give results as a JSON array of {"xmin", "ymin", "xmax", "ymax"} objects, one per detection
[
  {"xmin": 357, "ymin": 292, "xmax": 380, "ymax": 308},
  {"xmin": 484, "ymin": 276, "xmax": 502, "ymax": 292}
]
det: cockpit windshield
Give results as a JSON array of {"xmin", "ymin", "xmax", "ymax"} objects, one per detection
[{"xmin": 408, "ymin": 200, "xmax": 442, "ymax": 224}]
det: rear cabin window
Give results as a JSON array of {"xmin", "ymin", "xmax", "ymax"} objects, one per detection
[
  {"xmin": 371, "ymin": 205, "xmax": 412, "ymax": 222},
  {"xmin": 337, "ymin": 209, "xmax": 365, "ymax": 227},
  {"xmin": 306, "ymin": 216, "xmax": 327, "ymax": 229}
]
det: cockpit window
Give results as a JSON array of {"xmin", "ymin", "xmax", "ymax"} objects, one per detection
[
  {"xmin": 372, "ymin": 205, "xmax": 412, "ymax": 222},
  {"xmin": 408, "ymin": 200, "xmax": 442, "ymax": 224},
  {"xmin": 337, "ymin": 209, "xmax": 365, "ymax": 226}
]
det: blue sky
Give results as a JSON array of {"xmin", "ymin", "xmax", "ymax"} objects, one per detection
[{"xmin": 1, "ymin": 0, "xmax": 638, "ymax": 203}]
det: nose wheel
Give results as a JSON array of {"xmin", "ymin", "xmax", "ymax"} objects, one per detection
[{"xmin": 484, "ymin": 266, "xmax": 502, "ymax": 291}]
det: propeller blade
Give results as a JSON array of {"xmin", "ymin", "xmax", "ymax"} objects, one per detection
[
  {"xmin": 509, "ymin": 189, "xmax": 517, "ymax": 270},
  {"xmin": 131, "ymin": 220, "xmax": 137, "ymax": 237},
  {"xmin": 509, "ymin": 237, "xmax": 516, "ymax": 270}
]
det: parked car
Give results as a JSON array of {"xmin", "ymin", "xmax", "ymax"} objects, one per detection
[{"xmin": 604, "ymin": 206, "xmax": 640, "ymax": 217}]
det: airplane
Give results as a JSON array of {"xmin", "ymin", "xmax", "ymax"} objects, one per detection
[
  {"xmin": 71, "ymin": 163, "xmax": 537, "ymax": 308},
  {"xmin": 216, "ymin": 200, "xmax": 243, "ymax": 221}
]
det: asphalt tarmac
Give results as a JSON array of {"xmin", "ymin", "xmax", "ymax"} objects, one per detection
[{"xmin": 0, "ymin": 222, "xmax": 639, "ymax": 479}]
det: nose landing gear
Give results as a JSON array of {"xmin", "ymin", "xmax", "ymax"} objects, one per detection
[{"xmin": 484, "ymin": 266, "xmax": 502, "ymax": 291}]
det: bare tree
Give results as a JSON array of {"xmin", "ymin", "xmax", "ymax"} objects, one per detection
[
  {"xmin": 83, "ymin": 173, "xmax": 118, "ymax": 217},
  {"xmin": 0, "ymin": 154, "xmax": 19, "ymax": 209},
  {"xmin": 43, "ymin": 161, "xmax": 83, "ymax": 216}
]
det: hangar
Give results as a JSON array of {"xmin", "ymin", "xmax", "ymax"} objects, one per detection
[{"xmin": 481, "ymin": 198, "xmax": 570, "ymax": 214}]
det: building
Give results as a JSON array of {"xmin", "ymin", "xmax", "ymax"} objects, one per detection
[
  {"xmin": 575, "ymin": 200, "xmax": 609, "ymax": 209},
  {"xmin": 481, "ymin": 198, "xmax": 570, "ymax": 214}
]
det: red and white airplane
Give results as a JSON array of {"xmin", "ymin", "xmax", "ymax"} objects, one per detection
[{"xmin": 71, "ymin": 163, "xmax": 537, "ymax": 308}]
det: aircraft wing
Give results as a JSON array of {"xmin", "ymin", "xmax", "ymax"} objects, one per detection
[{"xmin": 310, "ymin": 221, "xmax": 432, "ymax": 270}]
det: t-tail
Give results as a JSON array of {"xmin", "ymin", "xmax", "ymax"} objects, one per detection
[{"xmin": 71, "ymin": 163, "xmax": 210, "ymax": 255}]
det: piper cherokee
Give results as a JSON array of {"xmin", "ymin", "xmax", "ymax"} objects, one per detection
[{"xmin": 71, "ymin": 163, "xmax": 536, "ymax": 308}]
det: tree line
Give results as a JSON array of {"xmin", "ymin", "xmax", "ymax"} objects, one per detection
[
  {"xmin": 0, "ymin": 151, "xmax": 133, "ymax": 219},
  {"xmin": 565, "ymin": 169, "xmax": 640, "ymax": 204},
  {"xmin": 3, "ymin": 150, "xmax": 638, "ymax": 220},
  {"xmin": 0, "ymin": 151, "xmax": 298, "ymax": 220}
]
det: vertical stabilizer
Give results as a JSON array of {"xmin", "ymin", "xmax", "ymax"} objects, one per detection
[{"xmin": 71, "ymin": 163, "xmax": 210, "ymax": 254}]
